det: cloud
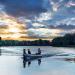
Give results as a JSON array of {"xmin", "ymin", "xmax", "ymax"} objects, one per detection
[
  {"xmin": 28, "ymin": 28, "xmax": 62, "ymax": 38},
  {"xmin": 32, "ymin": 23, "xmax": 46, "ymax": 28},
  {"xmin": 55, "ymin": 17, "xmax": 75, "ymax": 25},
  {"xmin": 0, "ymin": 0, "xmax": 47, "ymax": 17},
  {"xmin": 29, "ymin": 0, "xmax": 75, "ymax": 26},
  {"xmin": 66, "ymin": 0, "xmax": 75, "ymax": 7},
  {"xmin": 0, "ymin": 0, "xmax": 75, "ymax": 25},
  {"xmin": 36, "ymin": 12, "xmax": 52, "ymax": 22},
  {"xmin": 63, "ymin": 29, "xmax": 75, "ymax": 34},
  {"xmin": 0, "ymin": 0, "xmax": 75, "ymax": 40}
]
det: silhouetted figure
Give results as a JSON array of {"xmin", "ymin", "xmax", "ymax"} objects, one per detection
[
  {"xmin": 36, "ymin": 48, "xmax": 41, "ymax": 55},
  {"xmin": 38, "ymin": 48, "xmax": 41, "ymax": 55},
  {"xmin": 23, "ymin": 49, "xmax": 26, "ymax": 55},
  {"xmin": 28, "ymin": 49, "xmax": 31, "ymax": 54},
  {"xmin": 23, "ymin": 49, "xmax": 27, "ymax": 61}
]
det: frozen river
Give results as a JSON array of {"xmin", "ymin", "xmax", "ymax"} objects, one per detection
[{"xmin": 0, "ymin": 46, "xmax": 75, "ymax": 75}]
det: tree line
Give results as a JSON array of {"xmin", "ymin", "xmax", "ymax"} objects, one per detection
[
  {"xmin": 51, "ymin": 33, "xmax": 75, "ymax": 47},
  {"xmin": 0, "ymin": 38, "xmax": 51, "ymax": 46}
]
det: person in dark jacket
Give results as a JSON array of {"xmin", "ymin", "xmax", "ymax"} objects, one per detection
[
  {"xmin": 38, "ymin": 48, "xmax": 41, "ymax": 55},
  {"xmin": 23, "ymin": 49, "xmax": 27, "ymax": 61},
  {"xmin": 36, "ymin": 48, "xmax": 41, "ymax": 55},
  {"xmin": 28, "ymin": 49, "xmax": 31, "ymax": 54},
  {"xmin": 23, "ymin": 49, "xmax": 26, "ymax": 55}
]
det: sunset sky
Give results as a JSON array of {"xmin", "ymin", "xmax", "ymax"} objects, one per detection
[{"xmin": 0, "ymin": 0, "xmax": 75, "ymax": 40}]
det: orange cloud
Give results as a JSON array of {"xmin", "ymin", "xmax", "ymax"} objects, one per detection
[{"xmin": 0, "ymin": 13, "xmax": 28, "ymax": 40}]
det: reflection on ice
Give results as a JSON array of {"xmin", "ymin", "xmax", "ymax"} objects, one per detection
[{"xmin": 23, "ymin": 59, "xmax": 41, "ymax": 68}]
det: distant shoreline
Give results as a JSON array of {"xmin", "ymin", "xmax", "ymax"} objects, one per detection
[
  {"xmin": 0, "ymin": 44, "xmax": 75, "ymax": 47},
  {"xmin": 0, "ymin": 39, "xmax": 51, "ymax": 46},
  {"xmin": 0, "ymin": 33, "xmax": 75, "ymax": 47}
]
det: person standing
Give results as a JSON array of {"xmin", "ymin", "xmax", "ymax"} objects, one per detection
[
  {"xmin": 23, "ymin": 49, "xmax": 27, "ymax": 60},
  {"xmin": 28, "ymin": 49, "xmax": 31, "ymax": 54},
  {"xmin": 38, "ymin": 48, "xmax": 41, "ymax": 55},
  {"xmin": 23, "ymin": 49, "xmax": 26, "ymax": 55}
]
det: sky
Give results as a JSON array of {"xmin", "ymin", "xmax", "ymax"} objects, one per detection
[{"xmin": 0, "ymin": 0, "xmax": 75, "ymax": 40}]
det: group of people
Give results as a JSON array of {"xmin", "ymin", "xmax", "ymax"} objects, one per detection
[{"xmin": 23, "ymin": 48, "xmax": 41, "ymax": 55}]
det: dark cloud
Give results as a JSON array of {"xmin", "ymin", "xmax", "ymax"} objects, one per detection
[{"xmin": 0, "ymin": 0, "xmax": 47, "ymax": 17}]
